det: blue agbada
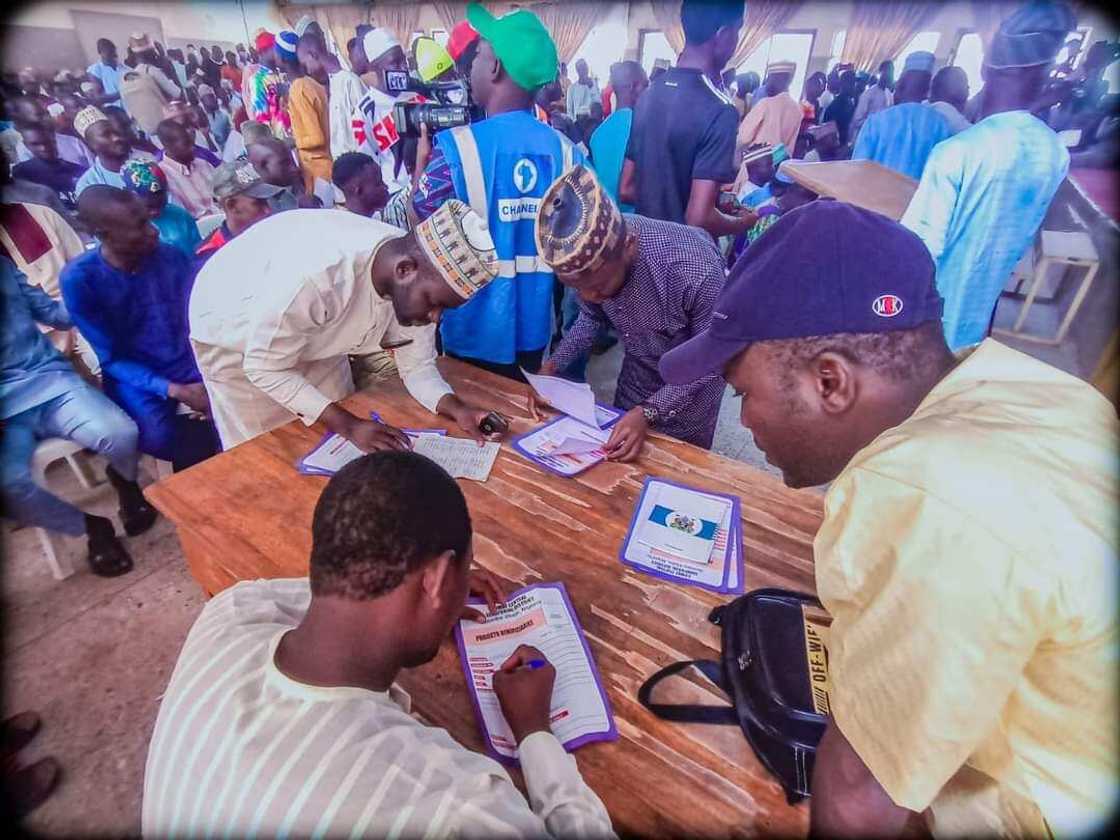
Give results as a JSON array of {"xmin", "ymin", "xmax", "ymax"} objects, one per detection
[
  {"xmin": 852, "ymin": 102, "xmax": 953, "ymax": 181},
  {"xmin": 60, "ymin": 242, "xmax": 204, "ymax": 459}
]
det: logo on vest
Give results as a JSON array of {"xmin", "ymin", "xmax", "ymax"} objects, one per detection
[
  {"xmin": 872, "ymin": 294, "xmax": 904, "ymax": 318},
  {"xmin": 497, "ymin": 197, "xmax": 541, "ymax": 222},
  {"xmin": 513, "ymin": 158, "xmax": 538, "ymax": 194}
]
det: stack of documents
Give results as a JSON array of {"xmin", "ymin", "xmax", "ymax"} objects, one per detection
[
  {"xmin": 513, "ymin": 370, "xmax": 621, "ymax": 477},
  {"xmin": 619, "ymin": 478, "xmax": 744, "ymax": 594},
  {"xmin": 455, "ymin": 582, "xmax": 617, "ymax": 764}
]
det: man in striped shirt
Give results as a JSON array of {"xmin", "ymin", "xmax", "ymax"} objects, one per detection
[{"xmin": 142, "ymin": 452, "xmax": 615, "ymax": 838}]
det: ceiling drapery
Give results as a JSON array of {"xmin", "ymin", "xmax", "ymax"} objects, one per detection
[
  {"xmin": 431, "ymin": 0, "xmax": 470, "ymax": 33},
  {"xmin": 279, "ymin": 3, "xmax": 371, "ymax": 69},
  {"xmin": 840, "ymin": 0, "xmax": 938, "ymax": 73},
  {"xmin": 649, "ymin": 0, "xmax": 686, "ymax": 55},
  {"xmin": 531, "ymin": 2, "xmax": 605, "ymax": 65},
  {"xmin": 727, "ymin": 0, "xmax": 805, "ymax": 73}
]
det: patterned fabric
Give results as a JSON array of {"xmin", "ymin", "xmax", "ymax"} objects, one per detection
[
  {"xmin": 121, "ymin": 159, "xmax": 167, "ymax": 194},
  {"xmin": 549, "ymin": 215, "xmax": 727, "ymax": 448},
  {"xmin": 901, "ymin": 111, "xmax": 1069, "ymax": 350},
  {"xmin": 411, "ymin": 144, "xmax": 457, "ymax": 221},
  {"xmin": 244, "ymin": 65, "xmax": 290, "ymax": 138},
  {"xmin": 157, "ymin": 156, "xmax": 219, "ymax": 220},
  {"xmin": 415, "ymin": 199, "xmax": 498, "ymax": 299},
  {"xmin": 536, "ymin": 164, "xmax": 624, "ymax": 276}
]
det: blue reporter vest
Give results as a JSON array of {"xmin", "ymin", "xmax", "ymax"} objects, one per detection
[{"xmin": 436, "ymin": 110, "xmax": 582, "ymax": 364}]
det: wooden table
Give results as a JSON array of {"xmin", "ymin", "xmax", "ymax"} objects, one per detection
[
  {"xmin": 148, "ymin": 359, "xmax": 824, "ymax": 838},
  {"xmin": 783, "ymin": 160, "xmax": 919, "ymax": 221}
]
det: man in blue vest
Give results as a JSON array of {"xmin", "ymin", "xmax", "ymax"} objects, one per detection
[{"xmin": 412, "ymin": 2, "xmax": 584, "ymax": 380}]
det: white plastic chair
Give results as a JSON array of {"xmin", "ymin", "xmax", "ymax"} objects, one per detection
[
  {"xmin": 29, "ymin": 438, "xmax": 99, "ymax": 580},
  {"xmin": 196, "ymin": 212, "xmax": 225, "ymax": 239}
]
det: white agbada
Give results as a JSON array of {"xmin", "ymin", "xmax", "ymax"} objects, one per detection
[
  {"xmin": 328, "ymin": 69, "xmax": 367, "ymax": 157},
  {"xmin": 189, "ymin": 210, "xmax": 452, "ymax": 449}
]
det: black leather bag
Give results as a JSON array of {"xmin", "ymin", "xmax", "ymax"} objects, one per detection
[{"xmin": 638, "ymin": 588, "xmax": 830, "ymax": 804}]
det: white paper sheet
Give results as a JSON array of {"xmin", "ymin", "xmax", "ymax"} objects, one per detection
[
  {"xmin": 522, "ymin": 369, "xmax": 601, "ymax": 429},
  {"xmin": 458, "ymin": 585, "xmax": 613, "ymax": 759},
  {"xmin": 411, "ymin": 435, "xmax": 500, "ymax": 481},
  {"xmin": 515, "ymin": 415, "xmax": 610, "ymax": 476},
  {"xmin": 301, "ymin": 433, "xmax": 365, "ymax": 474}
]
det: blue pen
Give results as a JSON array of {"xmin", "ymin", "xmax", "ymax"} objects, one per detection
[{"xmin": 526, "ymin": 659, "xmax": 548, "ymax": 670}]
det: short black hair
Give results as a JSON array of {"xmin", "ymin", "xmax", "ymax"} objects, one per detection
[
  {"xmin": 309, "ymin": 452, "xmax": 472, "ymax": 601},
  {"xmin": 77, "ymin": 184, "xmax": 137, "ymax": 230},
  {"xmin": 767, "ymin": 321, "xmax": 953, "ymax": 392},
  {"xmin": 331, "ymin": 151, "xmax": 377, "ymax": 188},
  {"xmin": 97, "ymin": 38, "xmax": 115, "ymax": 52},
  {"xmin": 680, "ymin": 0, "xmax": 745, "ymax": 46}
]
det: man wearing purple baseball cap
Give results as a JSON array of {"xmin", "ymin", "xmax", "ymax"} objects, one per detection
[{"xmin": 661, "ymin": 199, "xmax": 1118, "ymax": 837}]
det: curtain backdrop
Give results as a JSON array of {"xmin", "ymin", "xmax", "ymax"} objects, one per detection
[
  {"xmin": 840, "ymin": 0, "xmax": 938, "ymax": 72},
  {"xmin": 727, "ymin": 0, "xmax": 805, "ymax": 73},
  {"xmin": 431, "ymin": 0, "xmax": 470, "ymax": 33},
  {"xmin": 531, "ymin": 2, "xmax": 605, "ymax": 64},
  {"xmin": 367, "ymin": 1, "xmax": 423, "ymax": 47},
  {"xmin": 279, "ymin": 4, "xmax": 371, "ymax": 68},
  {"xmin": 650, "ymin": 0, "xmax": 686, "ymax": 55}
]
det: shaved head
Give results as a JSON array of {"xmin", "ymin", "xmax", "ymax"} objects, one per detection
[
  {"xmin": 77, "ymin": 185, "xmax": 159, "ymax": 259},
  {"xmin": 931, "ymin": 65, "xmax": 969, "ymax": 111}
]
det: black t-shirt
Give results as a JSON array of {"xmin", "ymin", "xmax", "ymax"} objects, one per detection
[
  {"xmin": 822, "ymin": 94, "xmax": 857, "ymax": 144},
  {"xmin": 10, "ymin": 158, "xmax": 86, "ymax": 210},
  {"xmin": 625, "ymin": 67, "xmax": 739, "ymax": 224}
]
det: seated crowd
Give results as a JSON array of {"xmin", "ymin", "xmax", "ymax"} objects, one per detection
[{"xmin": 0, "ymin": 1, "xmax": 1116, "ymax": 837}]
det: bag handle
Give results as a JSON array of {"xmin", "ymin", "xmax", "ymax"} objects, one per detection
[{"xmin": 638, "ymin": 660, "xmax": 739, "ymax": 725}]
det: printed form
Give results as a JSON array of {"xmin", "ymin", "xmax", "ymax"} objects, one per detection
[{"xmin": 455, "ymin": 582, "xmax": 616, "ymax": 761}]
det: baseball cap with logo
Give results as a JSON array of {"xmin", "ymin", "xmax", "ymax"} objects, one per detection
[
  {"xmin": 466, "ymin": 2, "xmax": 558, "ymax": 92},
  {"xmin": 659, "ymin": 199, "xmax": 944, "ymax": 385},
  {"xmin": 211, "ymin": 159, "xmax": 285, "ymax": 201}
]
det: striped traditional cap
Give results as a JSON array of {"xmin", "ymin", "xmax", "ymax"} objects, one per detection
[
  {"xmin": 415, "ymin": 199, "xmax": 498, "ymax": 300},
  {"xmin": 766, "ymin": 60, "xmax": 796, "ymax": 75},
  {"xmin": 275, "ymin": 30, "xmax": 299, "ymax": 61},
  {"xmin": 535, "ymin": 164, "xmax": 624, "ymax": 277},
  {"xmin": 73, "ymin": 106, "xmax": 109, "ymax": 139}
]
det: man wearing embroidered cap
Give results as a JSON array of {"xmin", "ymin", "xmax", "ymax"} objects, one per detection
[
  {"xmin": 74, "ymin": 106, "xmax": 155, "ymax": 196},
  {"xmin": 659, "ymin": 198, "xmax": 1118, "ymax": 837},
  {"xmin": 190, "ymin": 199, "xmax": 506, "ymax": 451},
  {"xmin": 851, "ymin": 51, "xmax": 952, "ymax": 180},
  {"xmin": 412, "ymin": 2, "xmax": 587, "ymax": 381},
  {"xmin": 534, "ymin": 165, "xmax": 727, "ymax": 457},
  {"xmin": 901, "ymin": 1, "xmax": 1073, "ymax": 350},
  {"xmin": 737, "ymin": 60, "xmax": 803, "ymax": 153}
]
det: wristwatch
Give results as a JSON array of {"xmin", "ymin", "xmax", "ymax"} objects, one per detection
[{"xmin": 640, "ymin": 405, "xmax": 659, "ymax": 426}]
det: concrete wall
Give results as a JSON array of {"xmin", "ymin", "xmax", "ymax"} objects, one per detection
[{"xmin": 2, "ymin": 0, "xmax": 286, "ymax": 73}]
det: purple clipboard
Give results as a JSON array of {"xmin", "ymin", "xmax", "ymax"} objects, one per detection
[
  {"xmin": 453, "ymin": 581, "xmax": 618, "ymax": 766},
  {"xmin": 619, "ymin": 476, "xmax": 745, "ymax": 594},
  {"xmin": 511, "ymin": 404, "xmax": 622, "ymax": 478}
]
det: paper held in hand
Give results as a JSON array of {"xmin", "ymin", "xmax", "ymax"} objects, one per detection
[
  {"xmin": 515, "ymin": 371, "xmax": 622, "ymax": 477},
  {"xmin": 522, "ymin": 369, "xmax": 602, "ymax": 429},
  {"xmin": 619, "ymin": 477, "xmax": 745, "ymax": 594},
  {"xmin": 454, "ymin": 582, "xmax": 617, "ymax": 764}
]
